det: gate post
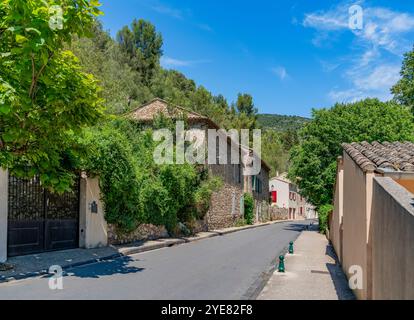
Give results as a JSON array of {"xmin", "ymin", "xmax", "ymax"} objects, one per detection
[
  {"xmin": 79, "ymin": 174, "xmax": 107, "ymax": 249},
  {"xmin": 0, "ymin": 169, "xmax": 8, "ymax": 262}
]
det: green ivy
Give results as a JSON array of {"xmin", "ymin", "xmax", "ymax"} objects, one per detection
[
  {"xmin": 318, "ymin": 204, "xmax": 333, "ymax": 234},
  {"xmin": 80, "ymin": 119, "xmax": 222, "ymax": 233},
  {"xmin": 244, "ymin": 193, "xmax": 254, "ymax": 225}
]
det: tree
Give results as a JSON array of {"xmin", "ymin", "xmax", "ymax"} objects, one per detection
[
  {"xmin": 261, "ymin": 130, "xmax": 289, "ymax": 177},
  {"xmin": 281, "ymin": 128, "xmax": 299, "ymax": 151},
  {"xmin": 70, "ymin": 22, "xmax": 151, "ymax": 114},
  {"xmin": 116, "ymin": 19, "xmax": 163, "ymax": 85},
  {"xmin": 0, "ymin": 0, "xmax": 104, "ymax": 192},
  {"xmin": 289, "ymin": 99, "xmax": 414, "ymax": 208},
  {"xmin": 392, "ymin": 45, "xmax": 414, "ymax": 113},
  {"xmin": 236, "ymin": 93, "xmax": 257, "ymax": 116}
]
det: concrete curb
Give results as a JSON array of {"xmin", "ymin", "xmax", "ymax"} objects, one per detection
[{"xmin": 0, "ymin": 219, "xmax": 293, "ymax": 284}]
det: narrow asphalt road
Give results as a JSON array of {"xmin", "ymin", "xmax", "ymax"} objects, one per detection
[{"xmin": 0, "ymin": 220, "xmax": 311, "ymax": 300}]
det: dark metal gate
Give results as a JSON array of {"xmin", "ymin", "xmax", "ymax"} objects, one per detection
[{"xmin": 7, "ymin": 174, "xmax": 80, "ymax": 257}]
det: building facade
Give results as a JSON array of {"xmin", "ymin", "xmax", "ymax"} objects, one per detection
[
  {"xmin": 330, "ymin": 141, "xmax": 414, "ymax": 300},
  {"xmin": 129, "ymin": 98, "xmax": 271, "ymax": 229},
  {"xmin": 269, "ymin": 173, "xmax": 315, "ymax": 220},
  {"xmin": 0, "ymin": 98, "xmax": 271, "ymax": 261}
]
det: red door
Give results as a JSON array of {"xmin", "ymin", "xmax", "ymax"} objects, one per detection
[{"xmin": 271, "ymin": 191, "xmax": 277, "ymax": 203}]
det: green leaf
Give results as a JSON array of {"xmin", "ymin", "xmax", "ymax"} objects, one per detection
[
  {"xmin": 15, "ymin": 34, "xmax": 28, "ymax": 43},
  {"xmin": 0, "ymin": 104, "xmax": 11, "ymax": 114},
  {"xmin": 2, "ymin": 132, "xmax": 15, "ymax": 142},
  {"xmin": 0, "ymin": 52, "xmax": 12, "ymax": 58},
  {"xmin": 25, "ymin": 27, "xmax": 41, "ymax": 35}
]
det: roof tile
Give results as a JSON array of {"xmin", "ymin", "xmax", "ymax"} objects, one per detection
[{"xmin": 342, "ymin": 141, "xmax": 414, "ymax": 172}]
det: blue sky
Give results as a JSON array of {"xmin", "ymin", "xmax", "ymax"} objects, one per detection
[{"xmin": 99, "ymin": 0, "xmax": 414, "ymax": 117}]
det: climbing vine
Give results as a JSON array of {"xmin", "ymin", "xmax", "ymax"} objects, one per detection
[{"xmin": 80, "ymin": 119, "xmax": 222, "ymax": 233}]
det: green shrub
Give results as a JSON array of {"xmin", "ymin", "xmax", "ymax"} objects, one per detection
[
  {"xmin": 235, "ymin": 217, "xmax": 247, "ymax": 227},
  {"xmin": 80, "ymin": 124, "xmax": 142, "ymax": 231},
  {"xmin": 318, "ymin": 204, "xmax": 333, "ymax": 234},
  {"xmin": 80, "ymin": 119, "xmax": 220, "ymax": 233},
  {"xmin": 244, "ymin": 193, "xmax": 254, "ymax": 225}
]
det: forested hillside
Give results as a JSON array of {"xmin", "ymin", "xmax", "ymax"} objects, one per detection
[
  {"xmin": 69, "ymin": 20, "xmax": 298, "ymax": 176},
  {"xmin": 257, "ymin": 114, "xmax": 310, "ymax": 132}
]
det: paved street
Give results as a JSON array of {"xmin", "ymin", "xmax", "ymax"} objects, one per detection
[{"xmin": 0, "ymin": 221, "xmax": 310, "ymax": 300}]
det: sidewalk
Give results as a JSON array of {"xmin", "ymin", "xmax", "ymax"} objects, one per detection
[
  {"xmin": 258, "ymin": 229, "xmax": 355, "ymax": 300},
  {"xmin": 0, "ymin": 219, "xmax": 288, "ymax": 283}
]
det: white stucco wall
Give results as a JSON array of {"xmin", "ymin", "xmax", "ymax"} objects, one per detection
[
  {"xmin": 0, "ymin": 169, "xmax": 8, "ymax": 262},
  {"xmin": 330, "ymin": 157, "xmax": 344, "ymax": 262},
  {"xmin": 269, "ymin": 178, "xmax": 289, "ymax": 209},
  {"xmin": 341, "ymin": 152, "xmax": 375, "ymax": 300},
  {"xmin": 371, "ymin": 177, "xmax": 414, "ymax": 299}
]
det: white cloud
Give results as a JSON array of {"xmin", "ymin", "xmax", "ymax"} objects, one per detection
[
  {"xmin": 197, "ymin": 23, "xmax": 213, "ymax": 32},
  {"xmin": 353, "ymin": 64, "xmax": 400, "ymax": 92},
  {"xmin": 161, "ymin": 56, "xmax": 211, "ymax": 68},
  {"xmin": 302, "ymin": 1, "xmax": 414, "ymax": 102},
  {"xmin": 271, "ymin": 66, "xmax": 289, "ymax": 80},
  {"xmin": 303, "ymin": 2, "xmax": 414, "ymax": 54},
  {"xmin": 151, "ymin": 4, "xmax": 183, "ymax": 19},
  {"xmin": 328, "ymin": 88, "xmax": 365, "ymax": 103},
  {"xmin": 329, "ymin": 64, "xmax": 401, "ymax": 103},
  {"xmin": 303, "ymin": 8, "xmax": 349, "ymax": 31}
]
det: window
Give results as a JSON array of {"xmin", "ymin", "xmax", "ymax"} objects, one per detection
[
  {"xmin": 233, "ymin": 164, "xmax": 241, "ymax": 184},
  {"xmin": 252, "ymin": 176, "xmax": 262, "ymax": 193}
]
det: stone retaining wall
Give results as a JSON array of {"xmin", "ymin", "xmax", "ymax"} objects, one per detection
[
  {"xmin": 205, "ymin": 182, "xmax": 244, "ymax": 230},
  {"xmin": 108, "ymin": 224, "xmax": 169, "ymax": 245},
  {"xmin": 268, "ymin": 206, "xmax": 289, "ymax": 221}
]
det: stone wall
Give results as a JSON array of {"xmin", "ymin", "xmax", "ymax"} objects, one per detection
[
  {"xmin": 188, "ymin": 219, "xmax": 209, "ymax": 234},
  {"xmin": 205, "ymin": 182, "xmax": 244, "ymax": 230},
  {"xmin": 268, "ymin": 206, "xmax": 289, "ymax": 221},
  {"xmin": 258, "ymin": 201, "xmax": 271, "ymax": 222},
  {"xmin": 108, "ymin": 224, "xmax": 169, "ymax": 245}
]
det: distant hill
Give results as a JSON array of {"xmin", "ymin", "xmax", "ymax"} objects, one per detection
[{"xmin": 257, "ymin": 114, "xmax": 310, "ymax": 132}]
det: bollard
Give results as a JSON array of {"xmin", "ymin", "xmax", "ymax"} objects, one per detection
[
  {"xmin": 278, "ymin": 255, "xmax": 285, "ymax": 272},
  {"xmin": 289, "ymin": 241, "xmax": 294, "ymax": 254}
]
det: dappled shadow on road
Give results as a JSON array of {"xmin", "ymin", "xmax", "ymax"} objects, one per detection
[
  {"xmin": 282, "ymin": 223, "xmax": 307, "ymax": 232},
  {"xmin": 59, "ymin": 256, "xmax": 144, "ymax": 279},
  {"xmin": 325, "ymin": 244, "xmax": 356, "ymax": 300}
]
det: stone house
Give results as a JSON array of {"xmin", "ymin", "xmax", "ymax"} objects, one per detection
[
  {"xmin": 0, "ymin": 98, "xmax": 271, "ymax": 261},
  {"xmin": 128, "ymin": 98, "xmax": 271, "ymax": 229},
  {"xmin": 330, "ymin": 141, "xmax": 414, "ymax": 300}
]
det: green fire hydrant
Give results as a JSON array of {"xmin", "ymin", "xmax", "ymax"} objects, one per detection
[
  {"xmin": 289, "ymin": 241, "xmax": 294, "ymax": 254},
  {"xmin": 278, "ymin": 255, "xmax": 285, "ymax": 273}
]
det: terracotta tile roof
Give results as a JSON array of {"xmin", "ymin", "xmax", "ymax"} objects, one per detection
[
  {"xmin": 342, "ymin": 141, "xmax": 414, "ymax": 172},
  {"xmin": 128, "ymin": 98, "xmax": 213, "ymax": 124}
]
